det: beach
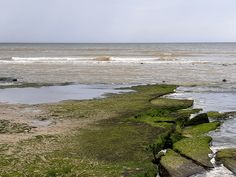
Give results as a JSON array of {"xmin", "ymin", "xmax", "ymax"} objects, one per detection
[{"xmin": 0, "ymin": 43, "xmax": 236, "ymax": 176}]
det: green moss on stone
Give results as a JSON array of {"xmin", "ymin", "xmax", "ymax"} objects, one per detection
[
  {"xmin": 132, "ymin": 115, "xmax": 176, "ymax": 129},
  {"xmin": 177, "ymin": 108, "xmax": 202, "ymax": 116},
  {"xmin": 160, "ymin": 149, "xmax": 205, "ymax": 177},
  {"xmin": 150, "ymin": 98, "xmax": 194, "ymax": 110},
  {"xmin": 173, "ymin": 136, "xmax": 213, "ymax": 167},
  {"xmin": 207, "ymin": 111, "xmax": 223, "ymax": 119},
  {"xmin": 217, "ymin": 149, "xmax": 236, "ymax": 159},
  {"xmin": 207, "ymin": 111, "xmax": 236, "ymax": 120},
  {"xmin": 0, "ymin": 120, "xmax": 33, "ymax": 134},
  {"xmin": 169, "ymin": 133, "xmax": 184, "ymax": 145},
  {"xmin": 216, "ymin": 148, "xmax": 236, "ymax": 174},
  {"xmin": 182, "ymin": 122, "xmax": 221, "ymax": 137}
]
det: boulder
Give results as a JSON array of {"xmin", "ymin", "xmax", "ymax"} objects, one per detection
[
  {"xmin": 173, "ymin": 136, "xmax": 213, "ymax": 168},
  {"xmin": 207, "ymin": 111, "xmax": 236, "ymax": 120},
  {"xmin": 185, "ymin": 113, "xmax": 209, "ymax": 126},
  {"xmin": 0, "ymin": 77, "xmax": 17, "ymax": 82},
  {"xmin": 159, "ymin": 149, "xmax": 205, "ymax": 177},
  {"xmin": 182, "ymin": 122, "xmax": 221, "ymax": 137},
  {"xmin": 216, "ymin": 148, "xmax": 236, "ymax": 174}
]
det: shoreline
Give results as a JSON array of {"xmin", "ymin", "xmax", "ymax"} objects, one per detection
[
  {"xmin": 0, "ymin": 60, "xmax": 235, "ymax": 86},
  {"xmin": 0, "ymin": 84, "xmax": 235, "ymax": 176}
]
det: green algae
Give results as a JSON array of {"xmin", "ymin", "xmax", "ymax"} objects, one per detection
[
  {"xmin": 0, "ymin": 84, "xmax": 179, "ymax": 177},
  {"xmin": 173, "ymin": 136, "xmax": 213, "ymax": 168},
  {"xmin": 159, "ymin": 149, "xmax": 205, "ymax": 177},
  {"xmin": 182, "ymin": 122, "xmax": 221, "ymax": 137},
  {"xmin": 207, "ymin": 111, "xmax": 236, "ymax": 120},
  {"xmin": 77, "ymin": 122, "xmax": 165, "ymax": 163},
  {"xmin": 132, "ymin": 98, "xmax": 196, "ymax": 132},
  {"xmin": 216, "ymin": 148, "xmax": 236, "ymax": 174},
  {"xmin": 49, "ymin": 84, "xmax": 177, "ymax": 121},
  {"xmin": 0, "ymin": 120, "xmax": 33, "ymax": 134},
  {"xmin": 217, "ymin": 148, "xmax": 236, "ymax": 159},
  {"xmin": 0, "ymin": 84, "xmax": 224, "ymax": 177},
  {"xmin": 150, "ymin": 98, "xmax": 194, "ymax": 110},
  {"xmin": 177, "ymin": 108, "xmax": 202, "ymax": 116},
  {"xmin": 169, "ymin": 133, "xmax": 184, "ymax": 145},
  {"xmin": 207, "ymin": 111, "xmax": 223, "ymax": 119}
]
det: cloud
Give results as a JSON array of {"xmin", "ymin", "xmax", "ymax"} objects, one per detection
[{"xmin": 0, "ymin": 0, "xmax": 236, "ymax": 42}]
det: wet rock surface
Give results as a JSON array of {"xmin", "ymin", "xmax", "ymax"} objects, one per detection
[
  {"xmin": 216, "ymin": 148, "xmax": 236, "ymax": 174},
  {"xmin": 185, "ymin": 113, "xmax": 209, "ymax": 126},
  {"xmin": 173, "ymin": 136, "xmax": 213, "ymax": 168},
  {"xmin": 0, "ymin": 77, "xmax": 17, "ymax": 82},
  {"xmin": 159, "ymin": 150, "xmax": 205, "ymax": 177}
]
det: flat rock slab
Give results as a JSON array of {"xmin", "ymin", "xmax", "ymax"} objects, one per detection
[
  {"xmin": 173, "ymin": 136, "xmax": 213, "ymax": 168},
  {"xmin": 182, "ymin": 122, "xmax": 220, "ymax": 137},
  {"xmin": 216, "ymin": 148, "xmax": 236, "ymax": 174},
  {"xmin": 150, "ymin": 98, "xmax": 193, "ymax": 109},
  {"xmin": 160, "ymin": 149, "xmax": 205, "ymax": 177}
]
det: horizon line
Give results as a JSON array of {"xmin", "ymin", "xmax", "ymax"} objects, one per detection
[{"xmin": 1, "ymin": 42, "xmax": 236, "ymax": 44}]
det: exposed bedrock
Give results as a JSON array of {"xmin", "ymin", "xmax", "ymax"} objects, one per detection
[
  {"xmin": 173, "ymin": 136, "xmax": 213, "ymax": 168},
  {"xmin": 185, "ymin": 113, "xmax": 209, "ymax": 126},
  {"xmin": 159, "ymin": 149, "xmax": 205, "ymax": 177},
  {"xmin": 216, "ymin": 148, "xmax": 236, "ymax": 175}
]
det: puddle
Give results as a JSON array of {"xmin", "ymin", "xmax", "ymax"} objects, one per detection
[
  {"xmin": 0, "ymin": 84, "xmax": 133, "ymax": 104},
  {"xmin": 31, "ymin": 119, "xmax": 53, "ymax": 127}
]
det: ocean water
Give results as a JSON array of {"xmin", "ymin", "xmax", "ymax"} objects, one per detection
[{"xmin": 0, "ymin": 43, "xmax": 236, "ymax": 85}]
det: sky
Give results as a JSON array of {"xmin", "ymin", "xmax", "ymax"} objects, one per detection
[{"xmin": 1, "ymin": 0, "xmax": 236, "ymax": 43}]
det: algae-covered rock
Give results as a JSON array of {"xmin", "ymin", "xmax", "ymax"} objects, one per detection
[
  {"xmin": 133, "ymin": 115, "xmax": 176, "ymax": 129},
  {"xmin": 150, "ymin": 98, "xmax": 193, "ymax": 110},
  {"xmin": 207, "ymin": 111, "xmax": 236, "ymax": 120},
  {"xmin": 0, "ymin": 120, "xmax": 32, "ymax": 133},
  {"xmin": 169, "ymin": 133, "xmax": 184, "ymax": 145},
  {"xmin": 0, "ymin": 77, "xmax": 17, "ymax": 82},
  {"xmin": 159, "ymin": 149, "xmax": 205, "ymax": 177},
  {"xmin": 216, "ymin": 148, "xmax": 236, "ymax": 174},
  {"xmin": 173, "ymin": 136, "xmax": 213, "ymax": 168},
  {"xmin": 147, "ymin": 132, "xmax": 170, "ymax": 161},
  {"xmin": 185, "ymin": 113, "xmax": 209, "ymax": 126},
  {"xmin": 207, "ymin": 111, "xmax": 223, "ymax": 119},
  {"xmin": 176, "ymin": 108, "xmax": 202, "ymax": 118},
  {"xmin": 182, "ymin": 122, "xmax": 220, "ymax": 137}
]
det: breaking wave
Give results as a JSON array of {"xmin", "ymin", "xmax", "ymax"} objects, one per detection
[{"xmin": 0, "ymin": 56, "xmax": 215, "ymax": 64}]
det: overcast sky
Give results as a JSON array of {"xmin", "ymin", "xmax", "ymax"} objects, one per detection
[{"xmin": 1, "ymin": 0, "xmax": 236, "ymax": 43}]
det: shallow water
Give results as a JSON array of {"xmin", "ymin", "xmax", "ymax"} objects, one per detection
[
  {"xmin": 0, "ymin": 84, "xmax": 132, "ymax": 104},
  {"xmin": 167, "ymin": 86, "xmax": 236, "ymax": 177},
  {"xmin": 0, "ymin": 43, "xmax": 236, "ymax": 86},
  {"xmin": 168, "ymin": 86, "xmax": 236, "ymax": 112}
]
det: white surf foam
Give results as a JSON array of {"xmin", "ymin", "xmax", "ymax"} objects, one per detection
[{"xmin": 0, "ymin": 56, "xmax": 213, "ymax": 64}]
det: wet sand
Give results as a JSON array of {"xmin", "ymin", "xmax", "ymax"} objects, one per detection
[{"xmin": 0, "ymin": 62, "xmax": 235, "ymax": 86}]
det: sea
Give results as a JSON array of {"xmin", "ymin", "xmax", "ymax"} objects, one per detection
[
  {"xmin": 0, "ymin": 43, "xmax": 236, "ymax": 85},
  {"xmin": 0, "ymin": 43, "xmax": 236, "ymax": 176}
]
